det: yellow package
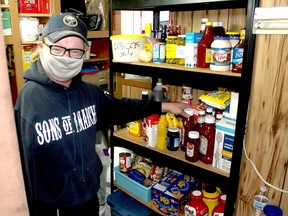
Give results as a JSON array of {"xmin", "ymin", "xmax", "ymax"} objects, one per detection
[{"xmin": 199, "ymin": 88, "xmax": 231, "ymax": 109}]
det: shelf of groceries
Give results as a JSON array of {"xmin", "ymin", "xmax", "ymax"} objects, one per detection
[{"xmin": 113, "ymin": 128, "xmax": 230, "ymax": 178}]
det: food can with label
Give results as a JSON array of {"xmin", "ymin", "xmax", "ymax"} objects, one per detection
[
  {"xmin": 152, "ymin": 42, "xmax": 166, "ymax": 63},
  {"xmin": 119, "ymin": 152, "xmax": 132, "ymax": 173}
]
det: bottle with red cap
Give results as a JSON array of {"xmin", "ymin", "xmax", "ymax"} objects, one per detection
[
  {"xmin": 184, "ymin": 190, "xmax": 209, "ymax": 216},
  {"xmin": 212, "ymin": 194, "xmax": 226, "ymax": 216}
]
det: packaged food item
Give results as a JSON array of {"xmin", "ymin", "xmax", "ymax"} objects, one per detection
[
  {"xmin": 127, "ymin": 120, "xmax": 142, "ymax": 137},
  {"xmin": 199, "ymin": 88, "xmax": 231, "ymax": 110},
  {"xmin": 176, "ymin": 35, "xmax": 186, "ymax": 65},
  {"xmin": 167, "ymin": 127, "xmax": 180, "ymax": 151},
  {"xmin": 166, "ymin": 36, "xmax": 178, "ymax": 64}
]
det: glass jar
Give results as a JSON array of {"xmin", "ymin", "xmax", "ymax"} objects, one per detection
[
  {"xmin": 165, "ymin": 36, "xmax": 178, "ymax": 64},
  {"xmin": 167, "ymin": 127, "xmax": 180, "ymax": 151},
  {"xmin": 176, "ymin": 35, "xmax": 186, "ymax": 65}
]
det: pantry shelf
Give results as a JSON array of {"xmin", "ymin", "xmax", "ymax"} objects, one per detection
[
  {"xmin": 111, "ymin": 62, "xmax": 242, "ymax": 91},
  {"xmin": 113, "ymin": 128, "xmax": 230, "ymax": 178}
]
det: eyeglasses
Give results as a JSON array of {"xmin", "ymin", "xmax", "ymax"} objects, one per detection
[{"xmin": 44, "ymin": 42, "xmax": 85, "ymax": 59}]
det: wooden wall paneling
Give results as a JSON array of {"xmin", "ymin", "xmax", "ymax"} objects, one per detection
[
  {"xmin": 226, "ymin": 8, "xmax": 246, "ymax": 32},
  {"xmin": 235, "ymin": 34, "xmax": 288, "ymax": 215}
]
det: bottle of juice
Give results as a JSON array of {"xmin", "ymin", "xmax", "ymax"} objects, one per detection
[{"xmin": 157, "ymin": 115, "xmax": 168, "ymax": 150}]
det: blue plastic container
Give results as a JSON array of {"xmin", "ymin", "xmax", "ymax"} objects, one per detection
[
  {"xmin": 114, "ymin": 166, "xmax": 152, "ymax": 202},
  {"xmin": 107, "ymin": 190, "xmax": 153, "ymax": 216}
]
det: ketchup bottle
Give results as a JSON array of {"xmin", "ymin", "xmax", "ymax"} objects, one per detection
[
  {"xmin": 212, "ymin": 194, "xmax": 226, "ymax": 216},
  {"xmin": 185, "ymin": 131, "xmax": 200, "ymax": 162},
  {"xmin": 200, "ymin": 115, "xmax": 216, "ymax": 164},
  {"xmin": 197, "ymin": 21, "xmax": 214, "ymax": 68},
  {"xmin": 184, "ymin": 190, "xmax": 209, "ymax": 216},
  {"xmin": 181, "ymin": 108, "xmax": 195, "ymax": 151},
  {"xmin": 194, "ymin": 109, "xmax": 205, "ymax": 134}
]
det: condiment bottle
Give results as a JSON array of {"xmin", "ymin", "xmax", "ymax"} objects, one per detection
[
  {"xmin": 212, "ymin": 21, "xmax": 226, "ymax": 36},
  {"xmin": 161, "ymin": 25, "xmax": 167, "ymax": 43},
  {"xmin": 200, "ymin": 115, "xmax": 216, "ymax": 164},
  {"xmin": 185, "ymin": 131, "xmax": 200, "ymax": 162},
  {"xmin": 205, "ymin": 107, "xmax": 214, "ymax": 116},
  {"xmin": 210, "ymin": 36, "xmax": 232, "ymax": 72},
  {"xmin": 176, "ymin": 35, "xmax": 186, "ymax": 65},
  {"xmin": 194, "ymin": 109, "xmax": 205, "ymax": 134},
  {"xmin": 157, "ymin": 115, "xmax": 168, "ymax": 150},
  {"xmin": 166, "ymin": 36, "xmax": 178, "ymax": 64},
  {"xmin": 212, "ymin": 194, "xmax": 226, "ymax": 216},
  {"xmin": 226, "ymin": 31, "xmax": 240, "ymax": 70},
  {"xmin": 184, "ymin": 190, "xmax": 209, "ymax": 216},
  {"xmin": 232, "ymin": 28, "xmax": 245, "ymax": 73},
  {"xmin": 200, "ymin": 18, "xmax": 209, "ymax": 32},
  {"xmin": 181, "ymin": 108, "xmax": 195, "ymax": 151},
  {"xmin": 202, "ymin": 184, "xmax": 220, "ymax": 216},
  {"xmin": 197, "ymin": 21, "xmax": 214, "ymax": 68}
]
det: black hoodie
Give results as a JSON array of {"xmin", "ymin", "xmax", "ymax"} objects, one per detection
[{"xmin": 14, "ymin": 60, "xmax": 161, "ymax": 213}]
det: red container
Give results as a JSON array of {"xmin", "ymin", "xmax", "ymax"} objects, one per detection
[
  {"xmin": 18, "ymin": 0, "xmax": 38, "ymax": 13},
  {"xmin": 38, "ymin": 0, "xmax": 50, "ymax": 14}
]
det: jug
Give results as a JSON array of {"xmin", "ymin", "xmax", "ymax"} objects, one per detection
[{"xmin": 150, "ymin": 82, "xmax": 170, "ymax": 102}]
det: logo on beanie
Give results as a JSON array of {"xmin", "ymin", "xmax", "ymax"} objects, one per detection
[{"xmin": 63, "ymin": 15, "xmax": 78, "ymax": 27}]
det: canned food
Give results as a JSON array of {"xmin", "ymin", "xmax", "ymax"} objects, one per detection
[
  {"xmin": 153, "ymin": 42, "xmax": 166, "ymax": 63},
  {"xmin": 119, "ymin": 152, "xmax": 132, "ymax": 173}
]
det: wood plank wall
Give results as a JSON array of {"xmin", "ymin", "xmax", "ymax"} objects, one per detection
[{"xmin": 235, "ymin": 0, "xmax": 288, "ymax": 215}]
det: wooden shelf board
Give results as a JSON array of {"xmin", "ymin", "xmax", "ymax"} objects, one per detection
[
  {"xmin": 87, "ymin": 31, "xmax": 109, "ymax": 39},
  {"xmin": 19, "ymin": 13, "xmax": 52, "ymax": 17},
  {"xmin": 112, "ymin": 61, "xmax": 241, "ymax": 78},
  {"xmin": 113, "ymin": 128, "xmax": 230, "ymax": 178},
  {"xmin": 113, "ymin": 182, "xmax": 166, "ymax": 216},
  {"xmin": 1, "ymin": 4, "xmax": 9, "ymax": 8}
]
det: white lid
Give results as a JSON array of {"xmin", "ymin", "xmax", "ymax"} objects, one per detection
[
  {"xmin": 202, "ymin": 18, "xmax": 208, "ymax": 22},
  {"xmin": 184, "ymin": 108, "xmax": 194, "ymax": 116},
  {"xmin": 188, "ymin": 131, "xmax": 200, "ymax": 139},
  {"xmin": 216, "ymin": 113, "xmax": 224, "ymax": 119},
  {"xmin": 206, "ymin": 107, "xmax": 213, "ymax": 113},
  {"xmin": 168, "ymin": 127, "xmax": 179, "ymax": 132},
  {"xmin": 212, "ymin": 21, "xmax": 219, "ymax": 26},
  {"xmin": 205, "ymin": 115, "xmax": 215, "ymax": 124},
  {"xmin": 178, "ymin": 35, "xmax": 186, "ymax": 38},
  {"xmin": 156, "ymin": 82, "xmax": 162, "ymax": 86},
  {"xmin": 260, "ymin": 186, "xmax": 267, "ymax": 193},
  {"xmin": 220, "ymin": 194, "xmax": 227, "ymax": 201},
  {"xmin": 192, "ymin": 190, "xmax": 202, "ymax": 196},
  {"xmin": 142, "ymin": 90, "xmax": 149, "ymax": 95},
  {"xmin": 199, "ymin": 110, "xmax": 205, "ymax": 115}
]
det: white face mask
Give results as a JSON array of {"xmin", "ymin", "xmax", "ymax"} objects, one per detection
[{"xmin": 40, "ymin": 47, "xmax": 84, "ymax": 82}]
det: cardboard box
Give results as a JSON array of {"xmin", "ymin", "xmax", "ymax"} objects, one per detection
[
  {"xmin": 212, "ymin": 117, "xmax": 236, "ymax": 173},
  {"xmin": 37, "ymin": 0, "xmax": 50, "ymax": 13},
  {"xmin": 1, "ymin": 11, "xmax": 12, "ymax": 36},
  {"xmin": 19, "ymin": 0, "xmax": 38, "ymax": 13},
  {"xmin": 114, "ymin": 166, "xmax": 152, "ymax": 202},
  {"xmin": 151, "ymin": 170, "xmax": 198, "ymax": 216},
  {"xmin": 184, "ymin": 33, "xmax": 203, "ymax": 67}
]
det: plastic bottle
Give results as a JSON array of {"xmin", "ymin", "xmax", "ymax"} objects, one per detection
[
  {"xmin": 151, "ymin": 82, "xmax": 170, "ymax": 102},
  {"xmin": 194, "ymin": 109, "xmax": 205, "ymax": 134},
  {"xmin": 157, "ymin": 115, "xmax": 168, "ymax": 150},
  {"xmin": 212, "ymin": 194, "xmax": 226, "ymax": 216},
  {"xmin": 184, "ymin": 190, "xmax": 209, "ymax": 216},
  {"xmin": 161, "ymin": 25, "xmax": 167, "ymax": 43},
  {"xmin": 197, "ymin": 21, "xmax": 214, "ymax": 68},
  {"xmin": 181, "ymin": 107, "xmax": 195, "ymax": 151},
  {"xmin": 252, "ymin": 186, "xmax": 269, "ymax": 216},
  {"xmin": 232, "ymin": 28, "xmax": 245, "ymax": 73},
  {"xmin": 185, "ymin": 131, "xmax": 200, "ymax": 162},
  {"xmin": 226, "ymin": 31, "xmax": 240, "ymax": 70},
  {"xmin": 202, "ymin": 184, "xmax": 221, "ymax": 216},
  {"xmin": 212, "ymin": 21, "xmax": 226, "ymax": 36},
  {"xmin": 263, "ymin": 205, "xmax": 283, "ymax": 216},
  {"xmin": 200, "ymin": 18, "xmax": 209, "ymax": 32},
  {"xmin": 200, "ymin": 115, "xmax": 216, "ymax": 164}
]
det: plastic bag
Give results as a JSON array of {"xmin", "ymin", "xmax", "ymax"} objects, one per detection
[
  {"xmin": 199, "ymin": 88, "xmax": 231, "ymax": 110},
  {"xmin": 85, "ymin": 0, "xmax": 108, "ymax": 31}
]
